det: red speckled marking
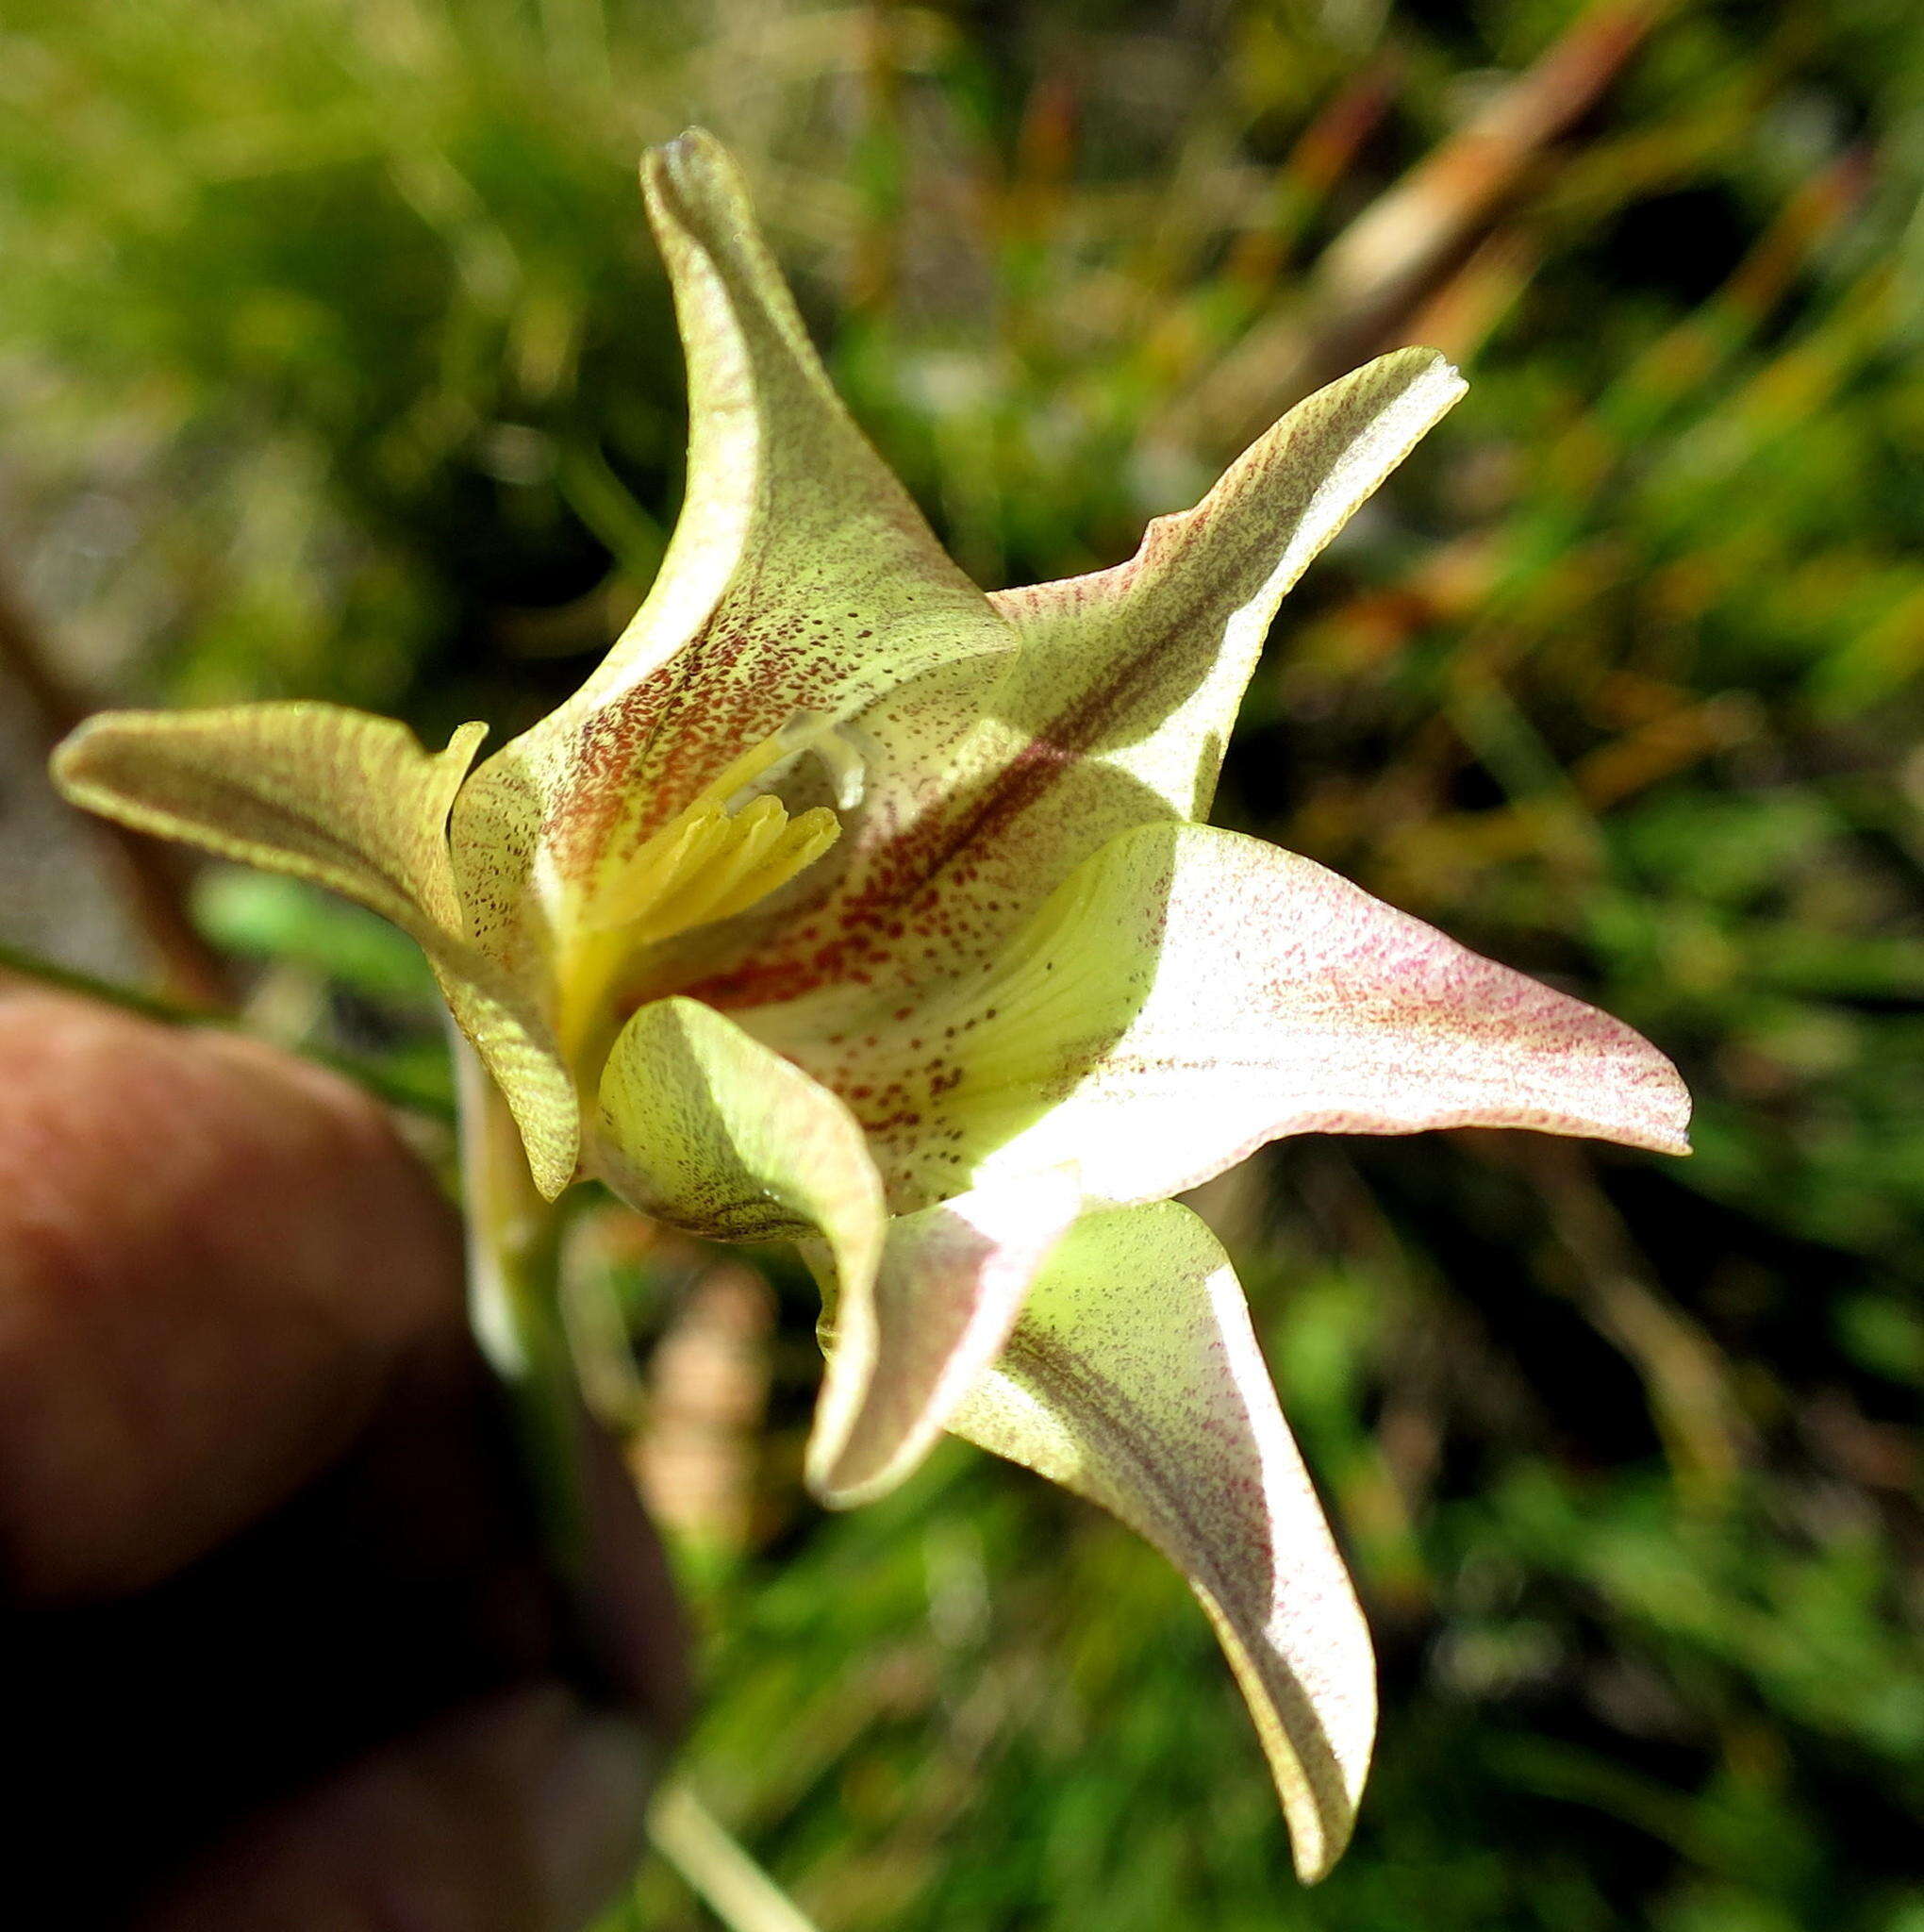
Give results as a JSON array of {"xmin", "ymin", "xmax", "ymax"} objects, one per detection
[{"xmin": 689, "ymin": 604, "xmax": 1163, "ymax": 1009}]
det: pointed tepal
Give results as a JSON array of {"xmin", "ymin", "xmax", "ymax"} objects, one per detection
[{"xmin": 50, "ymin": 127, "xmax": 1692, "ymax": 1889}]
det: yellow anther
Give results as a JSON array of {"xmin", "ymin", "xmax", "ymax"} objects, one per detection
[
  {"xmin": 710, "ymin": 805, "xmax": 839, "ymax": 922},
  {"xmin": 557, "ymin": 758, "xmax": 843, "ymax": 1071}
]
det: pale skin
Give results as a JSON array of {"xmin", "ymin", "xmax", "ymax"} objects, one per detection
[{"xmin": 0, "ymin": 991, "xmax": 688, "ymax": 1930}]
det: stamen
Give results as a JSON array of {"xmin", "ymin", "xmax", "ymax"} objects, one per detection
[
  {"xmin": 705, "ymin": 724, "xmax": 815, "ymax": 815},
  {"xmin": 586, "ymin": 808, "xmax": 730, "ymax": 933},
  {"xmin": 556, "ymin": 750, "xmax": 845, "ymax": 1069},
  {"xmin": 710, "ymin": 713, "xmax": 870, "ymax": 816},
  {"xmin": 642, "ymin": 795, "xmax": 790, "ymax": 938},
  {"xmin": 716, "ymin": 806, "xmax": 840, "ymax": 918},
  {"xmin": 551, "ymin": 710, "xmax": 870, "ymax": 1068}
]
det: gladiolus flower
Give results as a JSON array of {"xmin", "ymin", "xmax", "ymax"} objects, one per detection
[{"xmin": 53, "ymin": 130, "xmax": 1688, "ymax": 1879}]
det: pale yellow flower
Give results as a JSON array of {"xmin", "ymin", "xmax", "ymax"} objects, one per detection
[{"xmin": 54, "ymin": 130, "xmax": 1689, "ymax": 1879}]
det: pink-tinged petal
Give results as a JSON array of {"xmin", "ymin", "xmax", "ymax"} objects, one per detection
[
  {"xmin": 761, "ymin": 821, "xmax": 1690, "ymax": 1212},
  {"xmin": 947, "ymin": 1201, "xmax": 1373, "ymax": 1882},
  {"xmin": 694, "ymin": 349, "xmax": 1464, "ymax": 1013},
  {"xmin": 983, "ymin": 347, "xmax": 1465, "ymax": 824},
  {"xmin": 806, "ymin": 1166, "xmax": 1083, "ymax": 1509},
  {"xmin": 450, "ymin": 130, "xmax": 1012, "ymax": 984}
]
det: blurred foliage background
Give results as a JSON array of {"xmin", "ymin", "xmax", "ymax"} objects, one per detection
[{"xmin": 3, "ymin": 0, "xmax": 1922, "ymax": 1925}]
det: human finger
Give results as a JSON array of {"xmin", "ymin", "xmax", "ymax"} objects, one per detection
[{"xmin": 0, "ymin": 991, "xmax": 465, "ymax": 1600}]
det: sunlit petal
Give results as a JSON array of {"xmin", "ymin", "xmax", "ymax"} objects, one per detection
[
  {"xmin": 697, "ymin": 349, "xmax": 1464, "ymax": 1012},
  {"xmin": 597, "ymin": 996, "xmax": 900, "ymax": 1495},
  {"xmin": 450, "ymin": 130, "xmax": 1014, "ymax": 978},
  {"xmin": 54, "ymin": 702, "xmax": 483, "ymax": 948},
  {"xmin": 948, "ymin": 1201, "xmax": 1373, "ymax": 1882},
  {"xmin": 595, "ymin": 992, "xmax": 884, "ymax": 1242},
  {"xmin": 52, "ymin": 701, "xmax": 584, "ymax": 1195},
  {"xmin": 806, "ymin": 1165, "xmax": 1082, "ymax": 1508},
  {"xmin": 771, "ymin": 820, "xmax": 1690, "ymax": 1210}
]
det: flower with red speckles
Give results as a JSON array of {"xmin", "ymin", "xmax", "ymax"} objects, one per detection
[{"xmin": 53, "ymin": 129, "xmax": 1688, "ymax": 1879}]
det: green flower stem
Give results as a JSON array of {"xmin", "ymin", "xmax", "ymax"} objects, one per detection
[
  {"xmin": 0, "ymin": 937, "xmax": 197, "ymax": 1025},
  {"xmin": 0, "ymin": 937, "xmax": 455, "ymax": 1121},
  {"xmin": 646, "ymin": 1783, "xmax": 823, "ymax": 1932},
  {"xmin": 453, "ymin": 1056, "xmax": 823, "ymax": 1932},
  {"xmin": 453, "ymin": 1029, "xmax": 588, "ymax": 1580}
]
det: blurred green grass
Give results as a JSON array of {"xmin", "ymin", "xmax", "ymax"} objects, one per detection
[{"xmin": 3, "ymin": 1, "xmax": 1922, "ymax": 1926}]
